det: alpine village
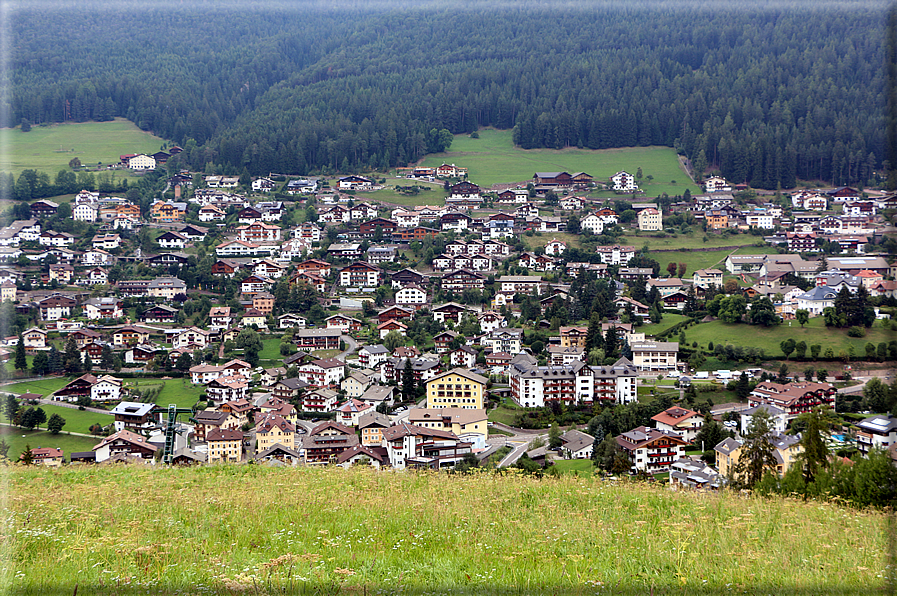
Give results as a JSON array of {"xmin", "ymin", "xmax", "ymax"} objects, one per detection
[{"xmin": 4, "ymin": 156, "xmax": 896, "ymax": 502}]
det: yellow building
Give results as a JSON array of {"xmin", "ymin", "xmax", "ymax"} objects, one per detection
[
  {"xmin": 255, "ymin": 413, "xmax": 295, "ymax": 452},
  {"xmin": 425, "ymin": 368, "xmax": 488, "ymax": 410},
  {"xmin": 715, "ymin": 434, "xmax": 803, "ymax": 479},
  {"xmin": 207, "ymin": 428, "xmax": 244, "ymax": 463},
  {"xmin": 408, "ymin": 408, "xmax": 488, "ymax": 439}
]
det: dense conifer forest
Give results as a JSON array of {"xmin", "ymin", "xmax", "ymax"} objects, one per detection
[{"xmin": 6, "ymin": 0, "xmax": 888, "ymax": 188}]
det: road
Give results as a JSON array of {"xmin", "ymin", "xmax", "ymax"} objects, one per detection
[
  {"xmin": 336, "ymin": 335, "xmax": 357, "ymax": 362},
  {"xmin": 498, "ymin": 434, "xmax": 546, "ymax": 467}
]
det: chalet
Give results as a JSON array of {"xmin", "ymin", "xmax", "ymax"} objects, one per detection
[
  {"xmin": 325, "ymin": 314, "xmax": 363, "ymax": 333},
  {"xmin": 615, "ymin": 426, "xmax": 689, "ymax": 474},
  {"xmin": 498, "ymin": 275, "xmax": 542, "ymax": 296},
  {"xmin": 433, "ymin": 330, "xmax": 459, "ymax": 354},
  {"xmin": 377, "ymin": 319, "xmax": 407, "ymax": 339},
  {"xmin": 327, "ymin": 243, "xmax": 363, "ymax": 259},
  {"xmin": 319, "ymin": 205, "xmax": 350, "ymax": 224},
  {"xmin": 440, "ymin": 212, "xmax": 472, "ymax": 232},
  {"xmin": 390, "ymin": 268, "xmax": 425, "ymax": 288},
  {"xmin": 431, "ymin": 302, "xmax": 470, "ymax": 324},
  {"xmin": 237, "ymin": 207, "xmax": 263, "ymax": 223},
  {"xmin": 376, "ymin": 305, "xmax": 414, "ymax": 325},
  {"xmin": 366, "ymin": 246, "xmax": 397, "ymax": 264},
  {"xmin": 338, "ymin": 175, "xmax": 374, "ymax": 191},
  {"xmin": 338, "ymin": 261, "xmax": 382, "ymax": 287},
  {"xmin": 93, "ymin": 429, "xmax": 159, "ymax": 463},
  {"xmin": 533, "ymin": 172, "xmax": 573, "ymax": 187},
  {"xmin": 595, "ymin": 245, "xmax": 637, "ymax": 266},
  {"xmin": 236, "ymin": 222, "xmax": 282, "ymax": 243},
  {"xmin": 29, "ymin": 200, "xmax": 59, "ymax": 218},
  {"xmin": 198, "ymin": 204, "xmax": 226, "ymax": 222},
  {"xmin": 112, "ymin": 325, "xmax": 150, "ymax": 348},
  {"xmin": 440, "ymin": 269, "xmax": 485, "ymax": 292},
  {"xmin": 157, "ymin": 231, "xmax": 188, "ymax": 250},
  {"xmin": 749, "ymin": 381, "xmax": 837, "ymax": 420},
  {"xmin": 240, "ymin": 274, "xmax": 271, "ymax": 296},
  {"xmin": 38, "ymin": 294, "xmax": 77, "ymax": 321},
  {"xmin": 293, "ymin": 258, "xmax": 332, "ymax": 278},
  {"xmin": 211, "ymin": 259, "xmax": 244, "ymax": 277},
  {"xmin": 216, "ymin": 240, "xmax": 262, "ymax": 257},
  {"xmin": 146, "ymin": 252, "xmax": 190, "ymax": 267},
  {"xmin": 392, "ymin": 226, "xmax": 440, "ymax": 242},
  {"xmin": 447, "ymin": 181, "xmax": 481, "ymax": 202},
  {"xmin": 83, "ymin": 296, "xmax": 123, "ymax": 320},
  {"xmin": 294, "ymin": 329, "xmax": 341, "ymax": 351},
  {"xmin": 39, "ymin": 231, "xmax": 75, "ymax": 247}
]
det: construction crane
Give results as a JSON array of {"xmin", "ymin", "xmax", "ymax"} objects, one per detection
[{"xmin": 153, "ymin": 404, "xmax": 199, "ymax": 464}]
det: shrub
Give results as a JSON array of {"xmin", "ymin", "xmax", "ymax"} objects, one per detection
[{"xmin": 847, "ymin": 326, "xmax": 866, "ymax": 338}]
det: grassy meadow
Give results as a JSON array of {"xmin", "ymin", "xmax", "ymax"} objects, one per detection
[
  {"xmin": 3, "ymin": 465, "xmax": 891, "ymax": 595},
  {"xmin": 0, "ymin": 403, "xmax": 112, "ymax": 436},
  {"xmin": 684, "ymin": 317, "xmax": 895, "ymax": 356},
  {"xmin": 369, "ymin": 178, "xmax": 449, "ymax": 207},
  {"xmin": 0, "ymin": 118, "xmax": 167, "ymax": 176},
  {"xmin": 0, "ymin": 428, "xmax": 98, "ymax": 462},
  {"xmin": 420, "ymin": 129, "xmax": 700, "ymax": 196}
]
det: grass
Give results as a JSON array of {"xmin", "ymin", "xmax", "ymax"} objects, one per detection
[
  {"xmin": 637, "ymin": 314, "xmax": 690, "ymax": 337},
  {"xmin": 127, "ymin": 378, "xmax": 207, "ymax": 410},
  {"xmin": 369, "ymin": 179, "xmax": 449, "ymax": 206},
  {"xmin": 1, "ymin": 118, "xmax": 167, "ymax": 176},
  {"xmin": 685, "ymin": 317, "xmax": 896, "ymax": 357},
  {"xmin": 258, "ymin": 338, "xmax": 284, "ymax": 361},
  {"xmin": 1, "ymin": 403, "xmax": 112, "ymax": 435},
  {"xmin": 4, "ymin": 465, "xmax": 891, "ymax": 595},
  {"xmin": 626, "ymin": 229, "xmax": 769, "ymax": 250},
  {"xmin": 0, "ymin": 428, "xmax": 99, "ymax": 461},
  {"xmin": 488, "ymin": 405, "xmax": 523, "ymax": 426},
  {"xmin": 521, "ymin": 231, "xmax": 582, "ymax": 251},
  {"xmin": 419, "ymin": 129, "xmax": 701, "ymax": 196},
  {"xmin": 488, "ymin": 428, "xmax": 514, "ymax": 437},
  {"xmin": 1, "ymin": 377, "xmax": 71, "ymax": 398},
  {"xmin": 551, "ymin": 458, "xmax": 595, "ymax": 477},
  {"xmin": 312, "ymin": 349, "xmax": 341, "ymax": 359}
]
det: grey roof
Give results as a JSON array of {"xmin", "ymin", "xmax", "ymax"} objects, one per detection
[
  {"xmin": 855, "ymin": 415, "xmax": 897, "ymax": 434},
  {"xmin": 714, "ymin": 437, "xmax": 742, "ymax": 456},
  {"xmin": 561, "ymin": 430, "xmax": 595, "ymax": 453},
  {"xmin": 796, "ymin": 286, "xmax": 837, "ymax": 302},
  {"xmin": 357, "ymin": 411, "xmax": 392, "ymax": 429},
  {"xmin": 741, "ymin": 404, "xmax": 786, "ymax": 417},
  {"xmin": 361, "ymin": 344, "xmax": 389, "ymax": 355}
]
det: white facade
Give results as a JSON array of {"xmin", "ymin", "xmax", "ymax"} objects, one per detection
[
  {"xmin": 128, "ymin": 154, "xmax": 156, "ymax": 170},
  {"xmin": 395, "ymin": 286, "xmax": 427, "ymax": 307},
  {"xmin": 580, "ymin": 214, "xmax": 605, "ymax": 235},
  {"xmin": 611, "ymin": 171, "xmax": 638, "ymax": 193}
]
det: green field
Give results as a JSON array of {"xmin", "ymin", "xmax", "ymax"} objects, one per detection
[
  {"xmin": 685, "ymin": 317, "xmax": 895, "ymax": 357},
  {"xmin": 637, "ymin": 314, "xmax": 691, "ymax": 337},
  {"xmin": 419, "ymin": 129, "xmax": 700, "ymax": 196},
  {"xmin": 5, "ymin": 465, "xmax": 888, "ymax": 594},
  {"xmin": 551, "ymin": 458, "xmax": 595, "ymax": 476},
  {"xmin": 129, "ymin": 377, "xmax": 207, "ymax": 410},
  {"xmin": 2, "ymin": 377, "xmax": 71, "ymax": 398},
  {"xmin": 369, "ymin": 178, "xmax": 449, "ymax": 207},
  {"xmin": 1, "ymin": 403, "xmax": 112, "ymax": 436},
  {"xmin": 521, "ymin": 231, "xmax": 583, "ymax": 251},
  {"xmin": 0, "ymin": 427, "xmax": 99, "ymax": 461},
  {"xmin": 1, "ymin": 118, "xmax": 167, "ymax": 176}
]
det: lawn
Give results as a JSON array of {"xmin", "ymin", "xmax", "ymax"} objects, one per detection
[
  {"xmin": 624, "ymin": 228, "xmax": 769, "ymax": 251},
  {"xmin": 487, "ymin": 405, "xmax": 523, "ymax": 426},
  {"xmin": 645, "ymin": 249, "xmax": 733, "ymax": 277},
  {"xmin": 6, "ymin": 465, "xmax": 888, "ymax": 594},
  {"xmin": 419, "ymin": 129, "xmax": 701, "ymax": 196},
  {"xmin": 368, "ymin": 179, "xmax": 448, "ymax": 207},
  {"xmin": 551, "ymin": 458, "xmax": 595, "ymax": 476},
  {"xmin": 1, "ymin": 118, "xmax": 167, "ymax": 176},
  {"xmin": 1, "ymin": 377, "xmax": 71, "ymax": 398},
  {"xmin": 684, "ymin": 317, "xmax": 896, "ymax": 358},
  {"xmin": 521, "ymin": 231, "xmax": 583, "ymax": 251},
  {"xmin": 312, "ymin": 349, "xmax": 341, "ymax": 359},
  {"xmin": 128, "ymin": 377, "xmax": 207, "ymax": 410},
  {"xmin": 0, "ymin": 427, "xmax": 99, "ymax": 461},
  {"xmin": 1, "ymin": 403, "xmax": 113, "ymax": 435},
  {"xmin": 637, "ymin": 313, "xmax": 690, "ymax": 337},
  {"xmin": 258, "ymin": 337, "xmax": 284, "ymax": 361}
]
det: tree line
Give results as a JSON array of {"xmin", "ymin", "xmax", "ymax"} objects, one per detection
[{"xmin": 6, "ymin": 3, "xmax": 887, "ymax": 188}]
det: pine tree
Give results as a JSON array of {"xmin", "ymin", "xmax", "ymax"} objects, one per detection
[
  {"xmin": 730, "ymin": 410, "xmax": 778, "ymax": 489},
  {"xmin": 19, "ymin": 444, "xmax": 33, "ymax": 465},
  {"xmin": 735, "ymin": 372, "xmax": 751, "ymax": 400},
  {"xmin": 402, "ymin": 359, "xmax": 415, "ymax": 402},
  {"xmin": 48, "ymin": 345, "xmax": 61, "ymax": 373},
  {"xmin": 604, "ymin": 327, "xmax": 618, "ymax": 359},
  {"xmin": 63, "ymin": 336, "xmax": 82, "ymax": 374},
  {"xmin": 796, "ymin": 408, "xmax": 831, "ymax": 484},
  {"xmin": 14, "ymin": 333, "xmax": 26, "ymax": 371},
  {"xmin": 585, "ymin": 313, "xmax": 604, "ymax": 351}
]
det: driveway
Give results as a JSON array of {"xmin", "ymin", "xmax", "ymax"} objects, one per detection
[{"xmin": 336, "ymin": 335, "xmax": 358, "ymax": 362}]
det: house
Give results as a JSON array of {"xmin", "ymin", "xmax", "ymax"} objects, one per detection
[
  {"xmin": 29, "ymin": 200, "xmax": 59, "ymax": 219},
  {"xmin": 341, "ymin": 370, "xmax": 374, "ymax": 399},
  {"xmin": 854, "ymin": 415, "xmax": 897, "ymax": 457},
  {"xmin": 382, "ymin": 423, "xmax": 472, "ymax": 470},
  {"xmin": 207, "ymin": 428, "xmax": 244, "ymax": 463},
  {"xmin": 692, "ymin": 268, "xmax": 723, "ymax": 289},
  {"xmin": 358, "ymin": 344, "xmax": 390, "ymax": 368},
  {"xmin": 651, "ymin": 407, "xmax": 702, "ymax": 443},
  {"xmin": 157, "ymin": 231, "xmax": 188, "ymax": 250},
  {"xmin": 90, "ymin": 375, "xmax": 122, "ymax": 403},
  {"xmin": 216, "ymin": 240, "xmax": 262, "ymax": 257},
  {"xmin": 440, "ymin": 269, "xmax": 485, "ymax": 292},
  {"xmin": 433, "ymin": 330, "xmax": 459, "ymax": 354},
  {"xmin": 150, "ymin": 200, "xmax": 186, "ymax": 223},
  {"xmin": 127, "ymin": 154, "xmax": 156, "ymax": 170},
  {"xmin": 748, "ymin": 381, "xmax": 837, "ymax": 420},
  {"xmin": 533, "ymin": 172, "xmax": 573, "ymax": 187},
  {"xmin": 544, "ymin": 239, "xmax": 566, "ymax": 256},
  {"xmin": 795, "ymin": 286, "xmax": 838, "ymax": 316},
  {"xmin": 595, "ymin": 245, "xmax": 636, "ymax": 265},
  {"xmin": 450, "ymin": 346, "xmax": 478, "ymax": 369},
  {"xmin": 448, "ymin": 181, "xmax": 481, "ymax": 202},
  {"xmin": 359, "ymin": 218, "xmax": 397, "ymax": 237},
  {"xmin": 240, "ymin": 274, "xmax": 271, "ymax": 296},
  {"xmin": 297, "ymin": 358, "xmax": 346, "ymax": 389},
  {"xmin": 615, "ymin": 426, "xmax": 689, "ymax": 474},
  {"xmin": 110, "ymin": 401, "xmax": 159, "ymax": 432},
  {"xmin": 704, "ymin": 176, "xmax": 731, "ymax": 193},
  {"xmin": 647, "ymin": 278, "xmax": 685, "ymax": 297},
  {"xmin": 146, "ymin": 252, "xmax": 190, "ymax": 268},
  {"xmin": 394, "ymin": 285, "xmax": 428, "ymax": 309},
  {"xmin": 560, "ymin": 429, "xmax": 596, "ymax": 459},
  {"xmin": 425, "ymin": 368, "xmax": 488, "ymax": 410},
  {"xmin": 30, "ymin": 447, "xmax": 64, "ymax": 467},
  {"xmin": 408, "ymin": 408, "xmax": 488, "ymax": 446},
  {"xmin": 22, "ymin": 327, "xmax": 47, "ymax": 351},
  {"xmin": 173, "ymin": 327, "xmax": 210, "ymax": 350},
  {"xmin": 611, "ymin": 171, "xmax": 638, "ymax": 193},
  {"xmin": 547, "ymin": 345, "xmax": 585, "ymax": 366},
  {"xmin": 739, "ymin": 404, "xmax": 789, "ymax": 436},
  {"xmin": 338, "ymin": 175, "xmax": 374, "ymax": 191},
  {"xmin": 630, "ymin": 342, "xmax": 679, "ymax": 371},
  {"xmin": 199, "ymin": 204, "xmax": 226, "ymax": 222},
  {"xmin": 484, "ymin": 328, "xmax": 523, "ymax": 355},
  {"xmin": 358, "ymin": 385, "xmax": 397, "ymax": 408},
  {"xmin": 715, "ymin": 433, "xmax": 803, "ymax": 479},
  {"xmin": 147, "ymin": 277, "xmax": 187, "ymax": 300},
  {"xmin": 252, "ymin": 292, "xmax": 275, "ymax": 315},
  {"xmin": 325, "ymin": 314, "xmax": 362, "ymax": 333},
  {"xmin": 497, "ymin": 275, "xmax": 542, "ymax": 296},
  {"xmin": 339, "ymin": 262, "xmax": 382, "ymax": 287},
  {"xmin": 206, "ymin": 376, "xmax": 249, "ymax": 403},
  {"xmin": 139, "ymin": 304, "xmax": 179, "ymax": 324},
  {"xmin": 48, "ymin": 263, "xmax": 75, "ymax": 284},
  {"xmin": 93, "ymin": 429, "xmax": 159, "ymax": 463},
  {"xmin": 377, "ymin": 319, "xmax": 407, "ymax": 339},
  {"xmin": 255, "ymin": 413, "xmax": 296, "ymax": 452},
  {"xmin": 376, "ymin": 305, "xmax": 414, "ymax": 324},
  {"xmin": 637, "ymin": 208, "xmax": 662, "ymax": 231},
  {"xmin": 335, "ymin": 398, "xmax": 374, "ymax": 426},
  {"xmin": 366, "ymin": 246, "xmax": 397, "ymax": 264},
  {"xmin": 240, "ymin": 307, "xmax": 268, "ymax": 329},
  {"xmin": 39, "ymin": 231, "xmax": 75, "ymax": 247},
  {"xmin": 293, "ymin": 329, "xmax": 341, "ymax": 351},
  {"xmin": 302, "ymin": 422, "xmax": 359, "ymax": 464},
  {"xmin": 38, "ymin": 294, "xmax": 77, "ymax": 321},
  {"xmin": 301, "ymin": 388, "xmax": 340, "ymax": 414}
]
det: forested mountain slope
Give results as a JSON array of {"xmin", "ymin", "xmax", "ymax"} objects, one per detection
[{"xmin": 7, "ymin": 0, "xmax": 888, "ymax": 188}]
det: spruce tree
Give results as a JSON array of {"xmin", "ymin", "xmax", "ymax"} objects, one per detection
[{"xmin": 14, "ymin": 333, "xmax": 26, "ymax": 371}]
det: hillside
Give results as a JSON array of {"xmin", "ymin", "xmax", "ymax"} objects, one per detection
[{"xmin": 4, "ymin": 465, "xmax": 889, "ymax": 595}]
